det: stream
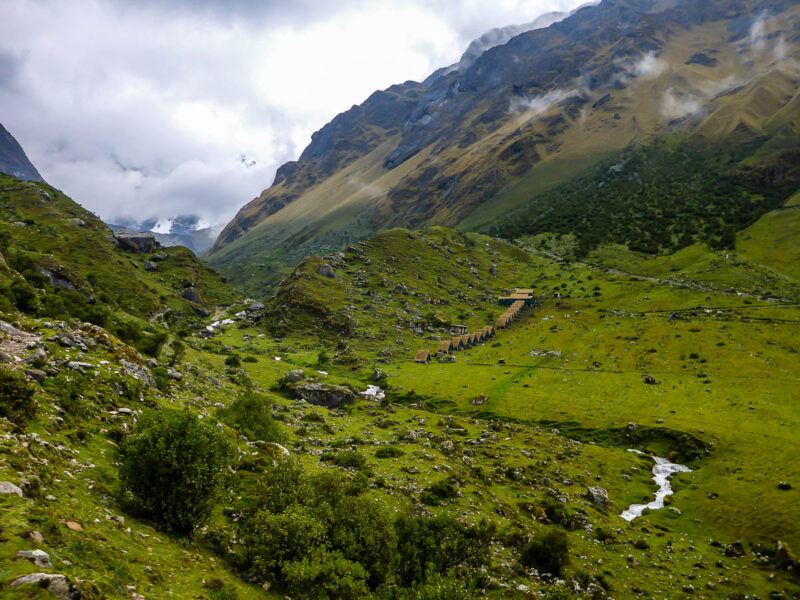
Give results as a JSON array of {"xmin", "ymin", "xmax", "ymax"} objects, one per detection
[{"xmin": 621, "ymin": 449, "xmax": 692, "ymax": 521}]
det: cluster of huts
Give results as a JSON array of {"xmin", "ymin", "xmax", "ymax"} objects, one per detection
[{"xmin": 414, "ymin": 288, "xmax": 535, "ymax": 363}]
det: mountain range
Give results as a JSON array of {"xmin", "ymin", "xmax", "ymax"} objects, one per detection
[{"xmin": 205, "ymin": 0, "xmax": 800, "ymax": 295}]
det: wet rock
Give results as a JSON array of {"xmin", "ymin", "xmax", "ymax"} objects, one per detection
[
  {"xmin": 10, "ymin": 573, "xmax": 80, "ymax": 600},
  {"xmin": 290, "ymin": 382, "xmax": 355, "ymax": 409},
  {"xmin": 17, "ymin": 549, "xmax": 52, "ymax": 568},
  {"xmin": 0, "ymin": 481, "xmax": 24, "ymax": 497},
  {"xmin": 586, "ymin": 486, "xmax": 609, "ymax": 507}
]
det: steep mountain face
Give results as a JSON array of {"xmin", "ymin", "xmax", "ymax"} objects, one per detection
[
  {"xmin": 0, "ymin": 122, "xmax": 44, "ymax": 183},
  {"xmin": 109, "ymin": 215, "xmax": 218, "ymax": 254},
  {"xmin": 207, "ymin": 0, "xmax": 800, "ymax": 296}
]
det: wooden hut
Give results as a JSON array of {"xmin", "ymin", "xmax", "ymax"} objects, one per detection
[
  {"xmin": 460, "ymin": 334, "xmax": 473, "ymax": 348},
  {"xmin": 438, "ymin": 340, "xmax": 455, "ymax": 354},
  {"xmin": 414, "ymin": 350, "xmax": 431, "ymax": 364},
  {"xmin": 498, "ymin": 289, "xmax": 535, "ymax": 307},
  {"xmin": 496, "ymin": 315, "xmax": 509, "ymax": 329},
  {"xmin": 452, "ymin": 337, "xmax": 465, "ymax": 351},
  {"xmin": 483, "ymin": 326, "xmax": 496, "ymax": 338}
]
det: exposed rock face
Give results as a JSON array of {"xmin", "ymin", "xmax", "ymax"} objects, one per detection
[
  {"xmin": 114, "ymin": 230, "xmax": 156, "ymax": 254},
  {"xmin": 181, "ymin": 287, "xmax": 200, "ymax": 302},
  {"xmin": 10, "ymin": 573, "xmax": 81, "ymax": 600},
  {"xmin": 290, "ymin": 382, "xmax": 356, "ymax": 409},
  {"xmin": 0, "ymin": 121, "xmax": 45, "ymax": 182}
]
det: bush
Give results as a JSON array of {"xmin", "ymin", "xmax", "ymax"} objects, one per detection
[
  {"xmin": 405, "ymin": 573, "xmax": 478, "ymax": 600},
  {"xmin": 137, "ymin": 330, "xmax": 168, "ymax": 358},
  {"xmin": 118, "ymin": 409, "xmax": 232, "ymax": 534},
  {"xmin": 420, "ymin": 478, "xmax": 458, "ymax": 506},
  {"xmin": 225, "ymin": 354, "xmax": 241, "ymax": 368},
  {"xmin": 330, "ymin": 450, "xmax": 367, "ymax": 470},
  {"xmin": 283, "ymin": 550, "xmax": 370, "ymax": 600},
  {"xmin": 520, "ymin": 528, "xmax": 569, "ymax": 576},
  {"xmin": 375, "ymin": 446, "xmax": 404, "ymax": 459},
  {"xmin": 395, "ymin": 515, "xmax": 494, "ymax": 586},
  {"xmin": 0, "ymin": 367, "xmax": 36, "ymax": 426},
  {"xmin": 217, "ymin": 391, "xmax": 284, "ymax": 442}
]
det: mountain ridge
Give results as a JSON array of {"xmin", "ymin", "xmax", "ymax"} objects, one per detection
[{"xmin": 0, "ymin": 122, "xmax": 44, "ymax": 183}]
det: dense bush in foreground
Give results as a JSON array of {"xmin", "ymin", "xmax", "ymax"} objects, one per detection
[{"xmin": 119, "ymin": 408, "xmax": 232, "ymax": 534}]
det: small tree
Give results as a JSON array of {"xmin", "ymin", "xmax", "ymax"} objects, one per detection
[
  {"xmin": 217, "ymin": 391, "xmax": 284, "ymax": 443},
  {"xmin": 0, "ymin": 367, "xmax": 36, "ymax": 426},
  {"xmin": 118, "ymin": 409, "xmax": 232, "ymax": 535}
]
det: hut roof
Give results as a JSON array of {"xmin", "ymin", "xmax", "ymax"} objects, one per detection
[
  {"xmin": 438, "ymin": 340, "xmax": 453, "ymax": 352},
  {"xmin": 414, "ymin": 350, "xmax": 431, "ymax": 363},
  {"xmin": 452, "ymin": 337, "xmax": 464, "ymax": 347}
]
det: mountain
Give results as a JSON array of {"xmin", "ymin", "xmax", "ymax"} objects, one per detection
[
  {"xmin": 0, "ymin": 122, "xmax": 44, "ymax": 183},
  {"xmin": 206, "ymin": 0, "xmax": 800, "ymax": 297},
  {"xmin": 109, "ymin": 215, "xmax": 218, "ymax": 254}
]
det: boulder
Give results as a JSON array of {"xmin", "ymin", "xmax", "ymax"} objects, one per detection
[
  {"xmin": 291, "ymin": 382, "xmax": 356, "ymax": 409},
  {"xmin": 150, "ymin": 252, "xmax": 168, "ymax": 262},
  {"xmin": 643, "ymin": 375, "xmax": 657, "ymax": 385},
  {"xmin": 143, "ymin": 261, "xmax": 158, "ymax": 272},
  {"xmin": 778, "ymin": 481, "xmax": 792, "ymax": 490},
  {"xmin": 586, "ymin": 486, "xmax": 609, "ymax": 507},
  {"xmin": 316, "ymin": 263, "xmax": 337, "ymax": 279},
  {"xmin": 114, "ymin": 230, "xmax": 156, "ymax": 254},
  {"xmin": 181, "ymin": 287, "xmax": 200, "ymax": 302},
  {"xmin": 285, "ymin": 369, "xmax": 306, "ymax": 384},
  {"xmin": 10, "ymin": 573, "xmax": 80, "ymax": 600},
  {"xmin": 17, "ymin": 549, "xmax": 52, "ymax": 568},
  {"xmin": 776, "ymin": 540, "xmax": 798, "ymax": 569},
  {"xmin": 724, "ymin": 542, "xmax": 745, "ymax": 557},
  {"xmin": 0, "ymin": 481, "xmax": 24, "ymax": 497},
  {"xmin": 0, "ymin": 350, "xmax": 14, "ymax": 363},
  {"xmin": 27, "ymin": 369, "xmax": 48, "ymax": 384}
]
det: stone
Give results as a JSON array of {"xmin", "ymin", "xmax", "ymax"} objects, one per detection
[
  {"xmin": 29, "ymin": 530, "xmax": 45, "ymax": 544},
  {"xmin": 18, "ymin": 549, "xmax": 52, "ymax": 568},
  {"xmin": 27, "ymin": 369, "xmax": 48, "ymax": 384},
  {"xmin": 586, "ymin": 486, "xmax": 609, "ymax": 507},
  {"xmin": 643, "ymin": 375, "xmax": 657, "ymax": 385},
  {"xmin": 69, "ymin": 218, "xmax": 86, "ymax": 227},
  {"xmin": 290, "ymin": 382, "xmax": 356, "ymax": 409},
  {"xmin": 0, "ymin": 350, "xmax": 13, "ymax": 363},
  {"xmin": 316, "ymin": 263, "xmax": 337, "ymax": 279},
  {"xmin": 10, "ymin": 573, "xmax": 81, "ymax": 600},
  {"xmin": 0, "ymin": 481, "xmax": 24, "ymax": 497},
  {"xmin": 778, "ymin": 481, "xmax": 792, "ymax": 490},
  {"xmin": 667, "ymin": 507, "xmax": 682, "ymax": 515},
  {"xmin": 143, "ymin": 261, "xmax": 158, "ymax": 272},
  {"xmin": 26, "ymin": 347, "xmax": 48, "ymax": 365},
  {"xmin": 440, "ymin": 440, "xmax": 454, "ymax": 454},
  {"xmin": 150, "ymin": 252, "xmax": 168, "ymax": 262},
  {"xmin": 181, "ymin": 287, "xmax": 200, "ymax": 302},
  {"xmin": 775, "ymin": 540, "xmax": 797, "ymax": 569},
  {"xmin": 114, "ymin": 230, "xmax": 156, "ymax": 254},
  {"xmin": 724, "ymin": 541, "xmax": 745, "ymax": 557},
  {"xmin": 285, "ymin": 369, "xmax": 306, "ymax": 384}
]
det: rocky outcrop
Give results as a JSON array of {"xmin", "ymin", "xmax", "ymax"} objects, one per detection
[
  {"xmin": 0, "ymin": 121, "xmax": 45, "ymax": 182},
  {"xmin": 114, "ymin": 230, "xmax": 156, "ymax": 254},
  {"xmin": 0, "ymin": 481, "xmax": 24, "ymax": 497},
  {"xmin": 290, "ymin": 382, "xmax": 356, "ymax": 409}
]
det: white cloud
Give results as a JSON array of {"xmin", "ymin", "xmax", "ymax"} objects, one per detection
[
  {"xmin": 0, "ymin": 0, "xmax": 587, "ymax": 226},
  {"xmin": 660, "ymin": 88, "xmax": 704, "ymax": 120},
  {"xmin": 632, "ymin": 52, "xmax": 669, "ymax": 79}
]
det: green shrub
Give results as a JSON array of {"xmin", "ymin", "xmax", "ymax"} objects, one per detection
[
  {"xmin": 137, "ymin": 330, "xmax": 168, "ymax": 358},
  {"xmin": 420, "ymin": 478, "xmax": 458, "ymax": 506},
  {"xmin": 520, "ymin": 528, "xmax": 569, "ymax": 576},
  {"xmin": 0, "ymin": 367, "xmax": 36, "ymax": 426},
  {"xmin": 118, "ymin": 409, "xmax": 232, "ymax": 534},
  {"xmin": 217, "ymin": 391, "xmax": 284, "ymax": 442},
  {"xmin": 405, "ymin": 573, "xmax": 478, "ymax": 600},
  {"xmin": 375, "ymin": 446, "xmax": 404, "ymax": 459},
  {"xmin": 283, "ymin": 550, "xmax": 370, "ymax": 600},
  {"xmin": 395, "ymin": 515, "xmax": 494, "ymax": 586},
  {"xmin": 330, "ymin": 450, "xmax": 367, "ymax": 470},
  {"xmin": 225, "ymin": 354, "xmax": 241, "ymax": 367}
]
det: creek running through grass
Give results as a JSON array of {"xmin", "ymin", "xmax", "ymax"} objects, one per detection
[{"xmin": 621, "ymin": 449, "xmax": 692, "ymax": 521}]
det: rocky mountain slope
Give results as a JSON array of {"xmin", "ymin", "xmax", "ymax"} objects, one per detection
[
  {"xmin": 207, "ymin": 0, "xmax": 800, "ymax": 296},
  {"xmin": 0, "ymin": 122, "xmax": 44, "ymax": 183}
]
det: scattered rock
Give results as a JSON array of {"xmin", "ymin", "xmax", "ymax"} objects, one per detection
[
  {"xmin": 643, "ymin": 375, "xmax": 657, "ymax": 385},
  {"xmin": 778, "ymin": 481, "xmax": 792, "ymax": 490},
  {"xmin": 27, "ymin": 368, "xmax": 48, "ymax": 383},
  {"xmin": 143, "ymin": 261, "xmax": 158, "ymax": 272},
  {"xmin": 29, "ymin": 530, "xmax": 44, "ymax": 544},
  {"xmin": 150, "ymin": 252, "xmax": 168, "ymax": 262},
  {"xmin": 776, "ymin": 540, "xmax": 798, "ymax": 569},
  {"xmin": 0, "ymin": 350, "xmax": 13, "ymax": 363},
  {"xmin": 586, "ymin": 486, "xmax": 609, "ymax": 507},
  {"xmin": 0, "ymin": 481, "xmax": 24, "ymax": 497},
  {"xmin": 724, "ymin": 542, "xmax": 745, "ymax": 557},
  {"xmin": 17, "ymin": 549, "xmax": 52, "ymax": 568},
  {"xmin": 285, "ymin": 369, "xmax": 306, "ymax": 384},
  {"xmin": 10, "ymin": 573, "xmax": 80, "ymax": 600},
  {"xmin": 440, "ymin": 440, "xmax": 454, "ymax": 455}
]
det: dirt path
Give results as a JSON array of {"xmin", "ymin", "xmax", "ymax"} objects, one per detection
[{"xmin": 0, "ymin": 321, "xmax": 40, "ymax": 361}]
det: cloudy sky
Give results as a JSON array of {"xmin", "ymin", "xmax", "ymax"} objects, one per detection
[{"xmin": 0, "ymin": 0, "xmax": 585, "ymax": 229}]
